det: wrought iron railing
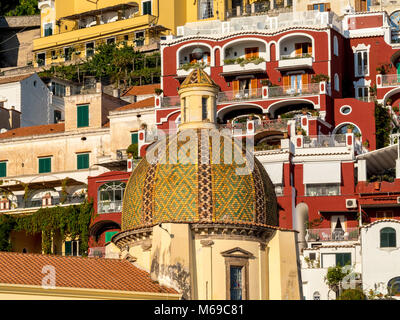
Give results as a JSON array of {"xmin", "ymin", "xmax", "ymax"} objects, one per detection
[
  {"xmin": 381, "ymin": 74, "xmax": 400, "ymax": 87},
  {"xmin": 306, "ymin": 228, "xmax": 359, "ymax": 241},
  {"xmin": 88, "ymin": 247, "xmax": 105, "ymax": 258},
  {"xmin": 218, "ymin": 89, "xmax": 263, "ymax": 103},
  {"xmin": 98, "ymin": 200, "xmax": 123, "ymax": 214},
  {"xmin": 268, "ymin": 83, "xmax": 320, "ymax": 98}
]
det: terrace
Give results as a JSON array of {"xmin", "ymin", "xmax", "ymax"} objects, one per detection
[{"xmin": 306, "ymin": 228, "xmax": 359, "ymax": 242}]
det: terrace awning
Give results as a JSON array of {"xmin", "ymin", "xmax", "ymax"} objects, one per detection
[
  {"xmin": 303, "ymin": 161, "xmax": 341, "ymax": 184},
  {"xmin": 0, "ymin": 177, "xmax": 84, "ymax": 193},
  {"xmin": 356, "ymin": 144, "xmax": 398, "ymax": 175}
]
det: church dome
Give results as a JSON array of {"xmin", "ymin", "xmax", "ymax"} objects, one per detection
[{"xmin": 121, "ymin": 130, "xmax": 279, "ymax": 231}]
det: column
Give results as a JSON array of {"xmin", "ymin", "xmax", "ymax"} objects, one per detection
[{"xmin": 200, "ymin": 240, "xmax": 214, "ymax": 300}]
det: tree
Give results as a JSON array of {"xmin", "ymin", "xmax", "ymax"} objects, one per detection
[
  {"xmin": 375, "ymin": 102, "xmax": 392, "ymax": 149},
  {"xmin": 5, "ymin": 0, "xmax": 39, "ymax": 16},
  {"xmin": 325, "ymin": 265, "xmax": 351, "ymax": 299}
]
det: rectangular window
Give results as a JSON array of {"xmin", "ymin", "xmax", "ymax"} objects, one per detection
[
  {"xmin": 305, "ymin": 183, "xmax": 340, "ymax": 196},
  {"xmin": 38, "ymin": 157, "xmax": 52, "ymax": 174},
  {"xmin": 64, "ymin": 47, "xmax": 72, "ymax": 61},
  {"xmin": 0, "ymin": 162, "xmax": 6, "ymax": 178},
  {"xmin": 106, "ymin": 37, "xmax": 115, "ymax": 45},
  {"xmin": 86, "ymin": 42, "xmax": 94, "ymax": 57},
  {"xmin": 44, "ymin": 23, "xmax": 53, "ymax": 37},
  {"xmin": 356, "ymin": 86, "xmax": 369, "ymax": 102},
  {"xmin": 105, "ymin": 231, "xmax": 118, "ymax": 243},
  {"xmin": 37, "ymin": 53, "xmax": 45, "ymax": 67},
  {"xmin": 135, "ymin": 31, "xmax": 145, "ymax": 46},
  {"xmin": 65, "ymin": 240, "xmax": 79, "ymax": 256},
  {"xmin": 131, "ymin": 132, "xmax": 138, "ymax": 144},
  {"xmin": 199, "ymin": 0, "xmax": 214, "ymax": 19},
  {"xmin": 77, "ymin": 153, "xmax": 89, "ymax": 170},
  {"xmin": 355, "ymin": 50, "xmax": 369, "ymax": 76},
  {"xmin": 51, "ymin": 82, "xmax": 66, "ymax": 97},
  {"xmin": 336, "ymin": 253, "xmax": 351, "ymax": 267},
  {"xmin": 54, "ymin": 110, "xmax": 62, "ymax": 123},
  {"xmin": 230, "ymin": 266, "xmax": 243, "ymax": 300},
  {"xmin": 77, "ymin": 105, "xmax": 89, "ymax": 128},
  {"xmin": 142, "ymin": 0, "xmax": 152, "ymax": 15},
  {"xmin": 202, "ymin": 97, "xmax": 208, "ymax": 120}
]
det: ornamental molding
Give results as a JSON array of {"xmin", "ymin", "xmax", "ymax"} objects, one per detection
[
  {"xmin": 352, "ymin": 43, "xmax": 371, "ymax": 53},
  {"xmin": 353, "ymin": 78, "xmax": 371, "ymax": 87}
]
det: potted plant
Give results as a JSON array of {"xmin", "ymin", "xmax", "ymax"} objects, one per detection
[
  {"xmin": 347, "ymin": 124, "xmax": 355, "ymax": 133},
  {"xmin": 296, "ymin": 126, "xmax": 303, "ymax": 135},
  {"xmin": 363, "ymin": 140, "xmax": 370, "ymax": 148},
  {"xmin": 155, "ymin": 88, "xmax": 163, "ymax": 96},
  {"xmin": 386, "ymin": 98, "xmax": 392, "ymax": 106},
  {"xmin": 127, "ymin": 144, "xmax": 139, "ymax": 159},
  {"xmin": 302, "ymin": 108, "xmax": 308, "ymax": 115}
]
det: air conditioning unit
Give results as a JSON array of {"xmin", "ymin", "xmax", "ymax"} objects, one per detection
[
  {"xmin": 346, "ymin": 199, "xmax": 357, "ymax": 209},
  {"xmin": 397, "ymin": 196, "xmax": 400, "ymax": 204}
]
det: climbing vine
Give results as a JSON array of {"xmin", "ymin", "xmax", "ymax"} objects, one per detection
[{"xmin": 0, "ymin": 201, "xmax": 94, "ymax": 256}]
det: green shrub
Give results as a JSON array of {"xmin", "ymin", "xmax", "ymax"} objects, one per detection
[
  {"xmin": 127, "ymin": 144, "xmax": 139, "ymax": 159},
  {"xmin": 338, "ymin": 289, "xmax": 366, "ymax": 300}
]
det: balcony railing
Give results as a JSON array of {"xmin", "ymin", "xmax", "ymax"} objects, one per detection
[
  {"xmin": 381, "ymin": 74, "xmax": 400, "ymax": 87},
  {"xmin": 5, "ymin": 196, "xmax": 85, "ymax": 211},
  {"xmin": 98, "ymin": 200, "xmax": 123, "ymax": 214},
  {"xmin": 280, "ymin": 53, "xmax": 312, "ymax": 60},
  {"xmin": 255, "ymin": 119, "xmax": 289, "ymax": 133},
  {"xmin": 88, "ymin": 247, "xmax": 105, "ymax": 258},
  {"xmin": 218, "ymin": 89, "xmax": 263, "ymax": 103},
  {"xmin": 268, "ymin": 83, "xmax": 320, "ymax": 98},
  {"xmin": 302, "ymin": 134, "xmax": 347, "ymax": 148},
  {"xmin": 176, "ymin": 11, "xmax": 341, "ymax": 37},
  {"xmin": 306, "ymin": 228, "xmax": 359, "ymax": 242}
]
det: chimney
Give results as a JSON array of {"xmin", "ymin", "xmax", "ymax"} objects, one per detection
[
  {"xmin": 113, "ymin": 88, "xmax": 120, "ymax": 98},
  {"xmin": 9, "ymin": 106, "xmax": 21, "ymax": 130}
]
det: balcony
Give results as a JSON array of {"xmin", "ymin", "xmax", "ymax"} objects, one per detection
[
  {"xmin": 268, "ymin": 83, "xmax": 320, "ymax": 99},
  {"xmin": 278, "ymin": 55, "xmax": 313, "ymax": 71},
  {"xmin": 33, "ymin": 14, "xmax": 156, "ymax": 51},
  {"xmin": 1, "ymin": 196, "xmax": 85, "ymax": 213},
  {"xmin": 306, "ymin": 228, "xmax": 359, "ymax": 242},
  {"xmin": 222, "ymin": 61, "xmax": 266, "ymax": 75},
  {"xmin": 88, "ymin": 247, "xmax": 105, "ymax": 258},
  {"xmin": 98, "ymin": 200, "xmax": 123, "ymax": 214},
  {"xmin": 218, "ymin": 89, "xmax": 263, "ymax": 103},
  {"xmin": 301, "ymin": 134, "xmax": 347, "ymax": 148},
  {"xmin": 381, "ymin": 74, "xmax": 400, "ymax": 87}
]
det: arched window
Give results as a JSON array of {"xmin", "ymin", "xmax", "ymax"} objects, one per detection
[
  {"xmin": 333, "ymin": 36, "xmax": 339, "ymax": 56},
  {"xmin": 380, "ymin": 227, "xmax": 396, "ymax": 248},
  {"xmin": 334, "ymin": 74, "xmax": 339, "ymax": 91},
  {"xmin": 388, "ymin": 277, "xmax": 400, "ymax": 296},
  {"xmin": 98, "ymin": 182, "xmax": 126, "ymax": 214}
]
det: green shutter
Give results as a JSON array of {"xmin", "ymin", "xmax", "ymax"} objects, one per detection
[
  {"xmin": 336, "ymin": 253, "xmax": 351, "ymax": 266},
  {"xmin": 77, "ymin": 153, "xmax": 89, "ymax": 170},
  {"xmin": 105, "ymin": 231, "xmax": 118, "ymax": 243},
  {"xmin": 381, "ymin": 228, "xmax": 396, "ymax": 247},
  {"xmin": 0, "ymin": 162, "xmax": 6, "ymax": 177},
  {"xmin": 131, "ymin": 132, "xmax": 138, "ymax": 144},
  {"xmin": 65, "ymin": 241, "xmax": 72, "ymax": 256},
  {"xmin": 143, "ymin": 1, "xmax": 151, "ymax": 14},
  {"xmin": 39, "ymin": 158, "xmax": 51, "ymax": 173},
  {"xmin": 77, "ymin": 105, "xmax": 89, "ymax": 128}
]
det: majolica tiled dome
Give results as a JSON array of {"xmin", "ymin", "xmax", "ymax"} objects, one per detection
[{"xmin": 121, "ymin": 130, "xmax": 278, "ymax": 231}]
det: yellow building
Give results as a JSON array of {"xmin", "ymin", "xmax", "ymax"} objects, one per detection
[
  {"xmin": 106, "ymin": 69, "xmax": 301, "ymax": 300},
  {"xmin": 33, "ymin": 0, "xmax": 292, "ymax": 67}
]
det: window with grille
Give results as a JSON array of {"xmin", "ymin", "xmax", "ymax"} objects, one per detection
[
  {"xmin": 65, "ymin": 240, "xmax": 80, "ymax": 256},
  {"xmin": 199, "ymin": 0, "xmax": 214, "ymax": 20},
  {"xmin": 98, "ymin": 182, "xmax": 126, "ymax": 214},
  {"xmin": 44, "ymin": 23, "xmax": 53, "ymax": 37},
  {"xmin": 230, "ymin": 266, "xmax": 243, "ymax": 300},
  {"xmin": 202, "ymin": 97, "xmax": 208, "ymax": 120},
  {"xmin": 305, "ymin": 183, "xmax": 340, "ymax": 196}
]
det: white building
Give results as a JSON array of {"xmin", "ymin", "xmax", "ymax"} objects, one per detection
[{"xmin": 0, "ymin": 73, "xmax": 52, "ymax": 127}]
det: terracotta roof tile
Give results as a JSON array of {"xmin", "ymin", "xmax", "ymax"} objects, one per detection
[
  {"xmin": 0, "ymin": 252, "xmax": 178, "ymax": 294},
  {"xmin": 114, "ymin": 97, "xmax": 155, "ymax": 112},
  {"xmin": 0, "ymin": 74, "xmax": 33, "ymax": 85},
  {"xmin": 122, "ymin": 84, "xmax": 160, "ymax": 97},
  {"xmin": 0, "ymin": 123, "xmax": 65, "ymax": 140}
]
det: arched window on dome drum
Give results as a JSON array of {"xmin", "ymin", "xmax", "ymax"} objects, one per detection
[
  {"xmin": 98, "ymin": 182, "xmax": 126, "ymax": 214},
  {"xmin": 380, "ymin": 227, "xmax": 396, "ymax": 248}
]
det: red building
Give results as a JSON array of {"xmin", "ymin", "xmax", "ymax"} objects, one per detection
[{"xmin": 88, "ymin": 10, "xmax": 400, "ymax": 257}]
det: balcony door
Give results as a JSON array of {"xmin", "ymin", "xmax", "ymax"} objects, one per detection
[
  {"xmin": 294, "ymin": 43, "xmax": 312, "ymax": 58},
  {"xmin": 233, "ymin": 78, "xmax": 258, "ymax": 97},
  {"xmin": 283, "ymin": 74, "xmax": 308, "ymax": 93}
]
